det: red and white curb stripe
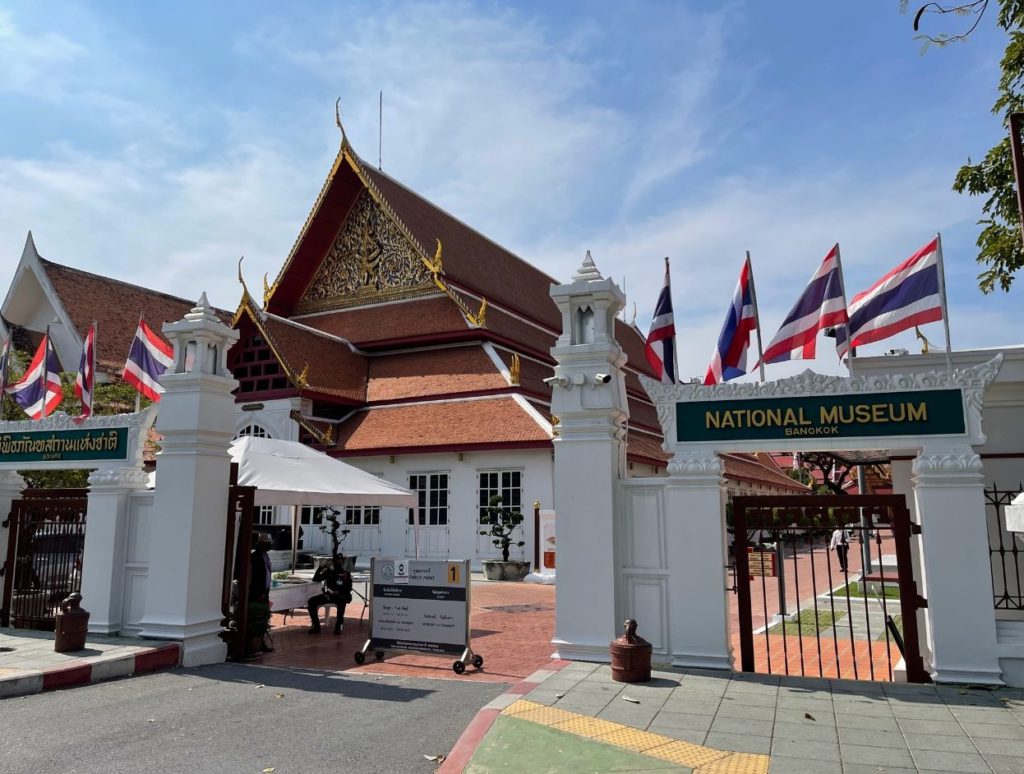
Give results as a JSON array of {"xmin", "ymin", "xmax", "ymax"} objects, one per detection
[
  {"xmin": 439, "ymin": 659, "xmax": 570, "ymax": 773},
  {"xmin": 0, "ymin": 643, "xmax": 181, "ymax": 699}
]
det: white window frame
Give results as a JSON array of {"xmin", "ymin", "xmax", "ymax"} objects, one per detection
[
  {"xmin": 477, "ymin": 469, "xmax": 524, "ymax": 524},
  {"xmin": 408, "ymin": 472, "xmax": 450, "ymax": 526}
]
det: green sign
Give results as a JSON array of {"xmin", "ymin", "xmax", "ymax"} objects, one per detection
[
  {"xmin": 0, "ymin": 428, "xmax": 129, "ymax": 464},
  {"xmin": 677, "ymin": 389, "xmax": 965, "ymax": 443}
]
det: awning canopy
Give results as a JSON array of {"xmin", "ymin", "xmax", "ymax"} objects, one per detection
[{"xmin": 228, "ymin": 436, "xmax": 416, "ymax": 507}]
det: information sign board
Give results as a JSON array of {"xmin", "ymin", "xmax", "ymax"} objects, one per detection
[
  {"xmin": 747, "ymin": 547, "xmax": 777, "ymax": 578},
  {"xmin": 370, "ymin": 558, "xmax": 469, "ymax": 655}
]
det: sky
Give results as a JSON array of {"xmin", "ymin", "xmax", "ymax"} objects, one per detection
[{"xmin": 0, "ymin": 0, "xmax": 1020, "ymax": 381}]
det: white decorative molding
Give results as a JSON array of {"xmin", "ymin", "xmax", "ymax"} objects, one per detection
[
  {"xmin": 912, "ymin": 445, "xmax": 984, "ymax": 479},
  {"xmin": 640, "ymin": 354, "xmax": 1004, "ymax": 453},
  {"xmin": 88, "ymin": 467, "xmax": 151, "ymax": 488},
  {"xmin": 666, "ymin": 449, "xmax": 724, "ymax": 479}
]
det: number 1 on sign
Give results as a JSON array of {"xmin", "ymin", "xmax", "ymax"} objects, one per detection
[{"xmin": 447, "ymin": 563, "xmax": 460, "ymax": 585}]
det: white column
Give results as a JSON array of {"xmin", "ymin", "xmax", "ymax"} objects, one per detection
[
  {"xmin": 0, "ymin": 471, "xmax": 26, "ymax": 604},
  {"xmin": 551, "ymin": 413, "xmax": 622, "ymax": 661},
  {"xmin": 137, "ymin": 294, "xmax": 239, "ymax": 667},
  {"xmin": 664, "ymin": 449, "xmax": 731, "ymax": 670},
  {"xmin": 81, "ymin": 466, "xmax": 148, "ymax": 633},
  {"xmin": 913, "ymin": 444, "xmax": 1003, "ymax": 684}
]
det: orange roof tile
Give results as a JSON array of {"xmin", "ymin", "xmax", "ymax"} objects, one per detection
[
  {"xmin": 306, "ymin": 295, "xmax": 467, "ymax": 347},
  {"xmin": 722, "ymin": 453, "xmax": 812, "ymax": 493},
  {"xmin": 367, "ymin": 346, "xmax": 507, "ymax": 402},
  {"xmin": 333, "ymin": 397, "xmax": 550, "ymax": 453}
]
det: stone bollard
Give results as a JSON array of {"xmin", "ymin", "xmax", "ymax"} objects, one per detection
[
  {"xmin": 54, "ymin": 593, "xmax": 90, "ymax": 653},
  {"xmin": 609, "ymin": 618, "xmax": 652, "ymax": 683}
]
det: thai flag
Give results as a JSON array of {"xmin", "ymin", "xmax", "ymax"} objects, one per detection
[
  {"xmin": 835, "ymin": 238, "xmax": 943, "ymax": 358},
  {"xmin": 705, "ymin": 256, "xmax": 759, "ymax": 385},
  {"xmin": 74, "ymin": 324, "xmax": 96, "ymax": 420},
  {"xmin": 761, "ymin": 245, "xmax": 848, "ymax": 365},
  {"xmin": 123, "ymin": 319, "xmax": 174, "ymax": 402},
  {"xmin": 644, "ymin": 258, "xmax": 677, "ymax": 384},
  {"xmin": 0, "ymin": 336, "xmax": 10, "ymax": 397},
  {"xmin": 6, "ymin": 333, "xmax": 63, "ymax": 419}
]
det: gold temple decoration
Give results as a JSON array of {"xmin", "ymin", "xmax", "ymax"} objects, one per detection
[
  {"xmin": 550, "ymin": 415, "xmax": 560, "ymax": 438},
  {"xmin": 295, "ymin": 362, "xmax": 309, "ymax": 389},
  {"xmin": 263, "ymin": 273, "xmax": 272, "ymax": 306},
  {"xmin": 915, "ymin": 326, "xmax": 933, "ymax": 354},
  {"xmin": 296, "ymin": 191, "xmax": 435, "ymax": 313},
  {"xmin": 509, "ymin": 353, "xmax": 521, "ymax": 386},
  {"xmin": 289, "ymin": 409, "xmax": 335, "ymax": 447},
  {"xmin": 421, "ymin": 239, "xmax": 488, "ymax": 328},
  {"xmin": 335, "ymin": 98, "xmax": 347, "ymax": 146}
]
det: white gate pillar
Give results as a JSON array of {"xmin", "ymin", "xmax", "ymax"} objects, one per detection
[
  {"xmin": 138, "ymin": 294, "xmax": 239, "ymax": 667},
  {"xmin": 550, "ymin": 252, "xmax": 628, "ymax": 661},
  {"xmin": 665, "ymin": 449, "xmax": 731, "ymax": 669},
  {"xmin": 913, "ymin": 444, "xmax": 1003, "ymax": 685},
  {"xmin": 0, "ymin": 471, "xmax": 26, "ymax": 600},
  {"xmin": 82, "ymin": 467, "xmax": 148, "ymax": 633}
]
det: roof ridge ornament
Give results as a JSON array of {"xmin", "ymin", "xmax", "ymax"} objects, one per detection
[
  {"xmin": 421, "ymin": 239, "xmax": 488, "ymax": 328},
  {"xmin": 335, "ymin": 98, "xmax": 348, "ymax": 147},
  {"xmin": 572, "ymin": 250, "xmax": 603, "ymax": 282}
]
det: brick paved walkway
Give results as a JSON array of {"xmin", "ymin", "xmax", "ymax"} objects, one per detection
[{"xmin": 259, "ymin": 578, "xmax": 555, "ymax": 683}]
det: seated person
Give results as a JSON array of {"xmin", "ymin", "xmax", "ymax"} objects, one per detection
[{"xmin": 306, "ymin": 555, "xmax": 353, "ymax": 635}]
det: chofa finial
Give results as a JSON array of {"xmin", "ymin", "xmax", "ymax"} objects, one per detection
[{"xmin": 335, "ymin": 98, "xmax": 347, "ymax": 145}]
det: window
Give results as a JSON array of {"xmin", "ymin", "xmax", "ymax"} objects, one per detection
[
  {"xmin": 345, "ymin": 506, "xmax": 380, "ymax": 526},
  {"xmin": 236, "ymin": 424, "xmax": 269, "ymax": 438},
  {"xmin": 408, "ymin": 473, "xmax": 449, "ymax": 526},
  {"xmin": 254, "ymin": 505, "xmax": 275, "ymax": 526},
  {"xmin": 478, "ymin": 470, "xmax": 523, "ymax": 524}
]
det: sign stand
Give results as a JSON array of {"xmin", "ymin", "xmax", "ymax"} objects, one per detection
[{"xmin": 355, "ymin": 557, "xmax": 482, "ymax": 675}]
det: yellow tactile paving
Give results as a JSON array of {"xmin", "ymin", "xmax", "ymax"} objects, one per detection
[
  {"xmin": 646, "ymin": 740, "xmax": 730, "ymax": 768},
  {"xmin": 592, "ymin": 726, "xmax": 674, "ymax": 752},
  {"xmin": 503, "ymin": 694, "xmax": 771, "ymax": 774},
  {"xmin": 697, "ymin": 752, "xmax": 771, "ymax": 774},
  {"xmin": 551, "ymin": 715, "xmax": 624, "ymax": 738}
]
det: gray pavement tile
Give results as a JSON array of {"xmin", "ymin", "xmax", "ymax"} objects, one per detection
[
  {"xmin": 551, "ymin": 697, "xmax": 613, "ymax": 714},
  {"xmin": 910, "ymin": 749, "xmax": 993, "ymax": 772},
  {"xmin": 904, "ymin": 732, "xmax": 982, "ymax": 753},
  {"xmin": 776, "ymin": 693, "xmax": 833, "ymax": 708},
  {"xmin": 960, "ymin": 720, "xmax": 1024, "ymax": 739},
  {"xmin": 771, "ymin": 720, "xmax": 839, "ymax": 742},
  {"xmin": 703, "ymin": 731, "xmax": 772, "ymax": 754},
  {"xmin": 768, "ymin": 756, "xmax": 842, "ymax": 774},
  {"xmin": 884, "ymin": 683, "xmax": 940, "ymax": 698},
  {"xmin": 646, "ymin": 726, "xmax": 707, "ymax": 746},
  {"xmin": 770, "ymin": 737, "xmax": 840, "ymax": 761},
  {"xmin": 972, "ymin": 736, "xmax": 1024, "ymax": 756},
  {"xmin": 718, "ymin": 691, "xmax": 778, "ymax": 707},
  {"xmin": 714, "ymin": 702, "xmax": 776, "ymax": 722},
  {"xmin": 843, "ymin": 766, "xmax": 916, "ymax": 774},
  {"xmin": 832, "ymin": 699, "xmax": 894, "ymax": 718},
  {"xmin": 597, "ymin": 704, "xmax": 661, "ymax": 728},
  {"xmin": 838, "ymin": 726, "xmax": 909, "ymax": 749},
  {"xmin": 572, "ymin": 681, "xmax": 626, "ymax": 697},
  {"xmin": 890, "ymin": 703, "xmax": 958, "ymax": 721},
  {"xmin": 895, "ymin": 718, "xmax": 965, "ymax": 736},
  {"xmin": 774, "ymin": 706, "xmax": 833, "ymax": 725},
  {"xmin": 831, "ymin": 679, "xmax": 885, "ymax": 694},
  {"xmin": 777, "ymin": 676, "xmax": 832, "ymax": 692},
  {"xmin": 522, "ymin": 689, "xmax": 561, "ymax": 706},
  {"xmin": 730, "ymin": 672, "xmax": 780, "ymax": 687},
  {"xmin": 674, "ymin": 683, "xmax": 728, "ymax": 698},
  {"xmin": 660, "ymin": 700, "xmax": 721, "ymax": 717},
  {"xmin": 984, "ymin": 753, "xmax": 1024, "ymax": 773},
  {"xmin": 839, "ymin": 743, "xmax": 915, "ymax": 768},
  {"xmin": 708, "ymin": 716, "xmax": 773, "ymax": 737},
  {"xmin": 645, "ymin": 710, "xmax": 714, "ymax": 732},
  {"xmin": 949, "ymin": 706, "xmax": 1023, "ymax": 725}
]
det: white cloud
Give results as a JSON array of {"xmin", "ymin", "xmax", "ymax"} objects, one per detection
[{"xmin": 0, "ymin": 9, "xmax": 83, "ymax": 98}]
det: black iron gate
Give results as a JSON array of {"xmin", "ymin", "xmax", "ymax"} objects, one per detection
[
  {"xmin": 220, "ymin": 463, "xmax": 256, "ymax": 660},
  {"xmin": 733, "ymin": 495, "xmax": 929, "ymax": 683},
  {"xmin": 1, "ymin": 489, "xmax": 88, "ymax": 630}
]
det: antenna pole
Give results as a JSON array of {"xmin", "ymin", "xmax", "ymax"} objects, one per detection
[{"xmin": 378, "ymin": 91, "xmax": 383, "ymax": 171}]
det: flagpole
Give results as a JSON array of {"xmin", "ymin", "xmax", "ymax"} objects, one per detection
[
  {"xmin": 91, "ymin": 320, "xmax": 98, "ymax": 417},
  {"xmin": 832, "ymin": 243, "xmax": 855, "ymax": 378},
  {"xmin": 134, "ymin": 314, "xmax": 142, "ymax": 413},
  {"xmin": 665, "ymin": 256, "xmax": 679, "ymax": 384},
  {"xmin": 745, "ymin": 251, "xmax": 767, "ymax": 383},
  {"xmin": 935, "ymin": 233, "xmax": 954, "ymax": 376},
  {"xmin": 43, "ymin": 324, "xmax": 52, "ymax": 419}
]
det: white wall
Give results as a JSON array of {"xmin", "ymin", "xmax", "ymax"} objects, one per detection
[{"xmin": 121, "ymin": 492, "xmax": 153, "ymax": 633}]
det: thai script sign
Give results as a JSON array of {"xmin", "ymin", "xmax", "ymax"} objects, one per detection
[
  {"xmin": 370, "ymin": 559, "xmax": 469, "ymax": 654},
  {"xmin": 677, "ymin": 389, "xmax": 965, "ymax": 443},
  {"xmin": 0, "ymin": 428, "xmax": 128, "ymax": 464},
  {"xmin": 747, "ymin": 547, "xmax": 777, "ymax": 578}
]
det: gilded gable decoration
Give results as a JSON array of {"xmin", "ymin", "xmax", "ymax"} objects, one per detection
[
  {"xmin": 296, "ymin": 190, "xmax": 436, "ymax": 313},
  {"xmin": 422, "ymin": 239, "xmax": 488, "ymax": 328}
]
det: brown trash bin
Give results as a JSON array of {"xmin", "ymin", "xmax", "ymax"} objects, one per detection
[
  {"xmin": 609, "ymin": 618, "xmax": 652, "ymax": 683},
  {"xmin": 54, "ymin": 593, "xmax": 90, "ymax": 653}
]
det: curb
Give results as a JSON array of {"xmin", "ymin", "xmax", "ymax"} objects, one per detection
[
  {"xmin": 0, "ymin": 643, "xmax": 181, "ymax": 699},
  {"xmin": 439, "ymin": 659, "xmax": 570, "ymax": 774}
]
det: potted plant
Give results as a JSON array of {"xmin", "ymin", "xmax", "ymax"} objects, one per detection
[
  {"xmin": 317, "ymin": 506, "xmax": 355, "ymax": 571},
  {"xmin": 479, "ymin": 495, "xmax": 530, "ymax": 581}
]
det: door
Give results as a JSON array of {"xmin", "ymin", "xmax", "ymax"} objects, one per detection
[
  {"xmin": 732, "ymin": 494, "xmax": 928, "ymax": 683},
  {"xmin": 406, "ymin": 473, "xmax": 450, "ymax": 557}
]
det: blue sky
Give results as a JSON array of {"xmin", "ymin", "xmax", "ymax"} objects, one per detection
[{"xmin": 0, "ymin": 1, "xmax": 1019, "ymax": 379}]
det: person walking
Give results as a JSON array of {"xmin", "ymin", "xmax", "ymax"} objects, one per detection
[
  {"xmin": 307, "ymin": 555, "xmax": 353, "ymax": 635},
  {"xmin": 829, "ymin": 527, "xmax": 851, "ymax": 573}
]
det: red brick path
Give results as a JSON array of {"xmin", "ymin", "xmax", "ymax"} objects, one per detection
[{"xmin": 259, "ymin": 580, "xmax": 555, "ymax": 683}]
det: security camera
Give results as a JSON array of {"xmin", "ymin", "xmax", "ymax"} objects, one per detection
[
  {"xmin": 542, "ymin": 375, "xmax": 570, "ymax": 388},
  {"xmin": 594, "ymin": 373, "xmax": 612, "ymax": 384}
]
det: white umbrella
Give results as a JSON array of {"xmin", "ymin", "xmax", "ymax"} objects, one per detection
[{"xmin": 227, "ymin": 436, "xmax": 417, "ymax": 569}]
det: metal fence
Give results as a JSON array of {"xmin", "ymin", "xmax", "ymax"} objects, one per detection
[{"xmin": 987, "ymin": 483, "xmax": 1024, "ymax": 612}]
